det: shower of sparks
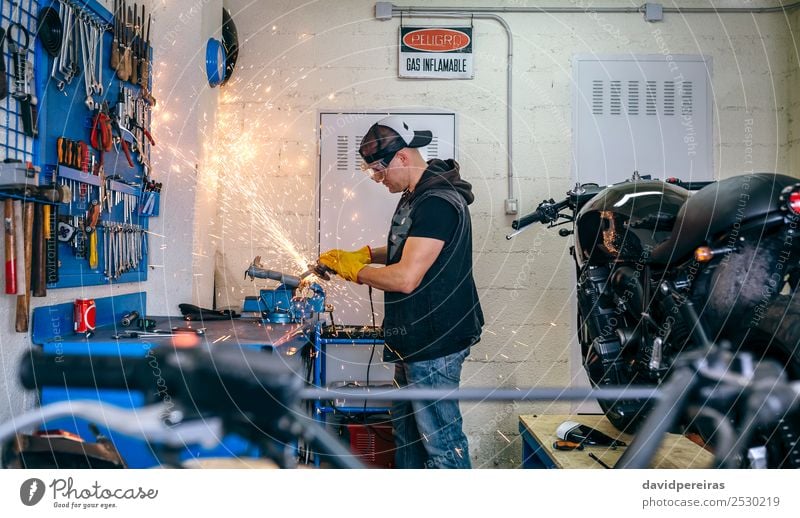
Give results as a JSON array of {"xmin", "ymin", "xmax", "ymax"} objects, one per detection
[
  {"xmin": 206, "ymin": 115, "xmax": 312, "ymax": 275},
  {"xmin": 150, "ymin": 78, "xmax": 378, "ymax": 315}
]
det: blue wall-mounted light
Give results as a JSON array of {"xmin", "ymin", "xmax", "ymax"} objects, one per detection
[{"xmin": 205, "ymin": 38, "xmax": 227, "ymax": 88}]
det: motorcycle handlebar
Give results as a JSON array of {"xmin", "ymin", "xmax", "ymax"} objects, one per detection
[
  {"xmin": 511, "ymin": 208, "xmax": 546, "ymax": 230},
  {"xmin": 511, "ymin": 198, "xmax": 569, "ymax": 230}
]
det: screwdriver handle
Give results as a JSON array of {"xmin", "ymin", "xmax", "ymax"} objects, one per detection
[{"xmin": 552, "ymin": 440, "xmax": 584, "ymax": 451}]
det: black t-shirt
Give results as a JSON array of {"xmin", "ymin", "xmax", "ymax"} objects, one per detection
[{"xmin": 408, "ymin": 196, "xmax": 458, "ymax": 243}]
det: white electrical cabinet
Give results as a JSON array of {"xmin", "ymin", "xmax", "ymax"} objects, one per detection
[{"xmin": 572, "ymin": 54, "xmax": 713, "ymax": 185}]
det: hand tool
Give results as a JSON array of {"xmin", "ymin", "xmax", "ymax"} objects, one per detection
[
  {"xmin": 15, "ymin": 201, "xmax": 34, "ymax": 332},
  {"xmin": 588, "ymin": 452, "xmax": 612, "ymax": 469},
  {"xmin": 91, "ymin": 106, "xmax": 113, "ymax": 153},
  {"xmin": 116, "ymin": 2, "xmax": 128, "ymax": 80},
  {"xmin": 50, "ymin": 0, "xmax": 72, "ymax": 89},
  {"xmin": 0, "ymin": 28, "xmax": 8, "ymax": 100},
  {"xmin": 552, "ymin": 440, "xmax": 584, "ymax": 451},
  {"xmin": 4, "ymin": 200, "xmax": 16, "ymax": 294},
  {"xmin": 45, "ymin": 203, "xmax": 58, "ymax": 284},
  {"xmin": 32, "ymin": 204, "xmax": 46, "ymax": 297},
  {"xmin": 301, "ymin": 261, "xmax": 334, "ymax": 281},
  {"xmin": 43, "ymin": 205, "xmax": 51, "ymax": 240},
  {"xmin": 111, "ymin": 327, "xmax": 205, "ymax": 339},
  {"xmin": 78, "ymin": 13, "xmax": 95, "ymax": 109},
  {"xmin": 56, "ymin": 220, "xmax": 76, "ymax": 243},
  {"xmin": 245, "ymin": 257, "xmax": 313, "ymax": 288},
  {"xmin": 110, "ymin": 114, "xmax": 135, "ymax": 167},
  {"xmin": 7, "ymin": 23, "xmax": 38, "ymax": 137},
  {"xmin": 139, "ymin": 12, "xmax": 151, "ymax": 89},
  {"xmin": 130, "ymin": 4, "xmax": 139, "ymax": 85},
  {"xmin": 86, "ymin": 200, "xmax": 100, "ymax": 271},
  {"xmin": 119, "ymin": 4, "xmax": 133, "ymax": 81},
  {"xmin": 111, "ymin": 0, "xmax": 120, "ymax": 71},
  {"xmin": 88, "ymin": 228, "xmax": 98, "ymax": 269},
  {"xmin": 120, "ymin": 310, "xmax": 139, "ymax": 327},
  {"xmin": 172, "ymin": 327, "xmax": 206, "ymax": 335},
  {"xmin": 80, "ymin": 142, "xmax": 89, "ymax": 172},
  {"xmin": 74, "ymin": 216, "xmax": 86, "ymax": 259}
]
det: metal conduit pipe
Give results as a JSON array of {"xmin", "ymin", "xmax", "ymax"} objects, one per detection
[
  {"xmin": 389, "ymin": 10, "xmax": 517, "ymax": 213},
  {"xmin": 381, "ymin": 2, "xmax": 800, "ymax": 214},
  {"xmin": 391, "ymin": 3, "xmax": 800, "ymax": 15}
]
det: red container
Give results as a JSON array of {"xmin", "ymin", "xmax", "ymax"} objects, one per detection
[
  {"xmin": 74, "ymin": 298, "xmax": 96, "ymax": 334},
  {"xmin": 346, "ymin": 423, "xmax": 395, "ymax": 469}
]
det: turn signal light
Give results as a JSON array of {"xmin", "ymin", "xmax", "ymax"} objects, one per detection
[{"xmin": 694, "ymin": 246, "xmax": 714, "ymax": 262}]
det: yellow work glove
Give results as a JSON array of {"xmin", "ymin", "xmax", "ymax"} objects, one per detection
[{"xmin": 318, "ymin": 246, "xmax": 372, "ymax": 283}]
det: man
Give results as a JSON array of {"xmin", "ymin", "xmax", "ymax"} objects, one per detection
[{"xmin": 318, "ymin": 116, "xmax": 484, "ymax": 469}]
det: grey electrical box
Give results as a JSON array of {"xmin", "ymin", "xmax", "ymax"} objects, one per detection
[
  {"xmin": 644, "ymin": 3, "xmax": 663, "ymax": 22},
  {"xmin": 572, "ymin": 54, "xmax": 713, "ymax": 185},
  {"xmin": 375, "ymin": 2, "xmax": 393, "ymax": 20}
]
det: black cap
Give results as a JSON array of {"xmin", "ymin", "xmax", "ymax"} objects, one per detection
[{"xmin": 359, "ymin": 116, "xmax": 433, "ymax": 164}]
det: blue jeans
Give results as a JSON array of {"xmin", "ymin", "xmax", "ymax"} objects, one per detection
[{"xmin": 391, "ymin": 347, "xmax": 471, "ymax": 469}]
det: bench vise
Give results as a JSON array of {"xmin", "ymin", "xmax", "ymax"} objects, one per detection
[{"xmin": 243, "ymin": 257, "xmax": 325, "ymax": 324}]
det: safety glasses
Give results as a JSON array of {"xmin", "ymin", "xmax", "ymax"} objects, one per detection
[{"xmin": 359, "ymin": 150, "xmax": 397, "ymax": 182}]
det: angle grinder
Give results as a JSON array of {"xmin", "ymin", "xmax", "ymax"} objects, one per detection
[{"xmin": 300, "ymin": 262, "xmax": 334, "ymax": 281}]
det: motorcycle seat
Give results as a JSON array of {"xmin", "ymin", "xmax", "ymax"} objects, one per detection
[{"xmin": 648, "ymin": 173, "xmax": 797, "ymax": 266}]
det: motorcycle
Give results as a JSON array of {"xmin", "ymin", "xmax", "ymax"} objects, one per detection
[{"xmin": 510, "ymin": 172, "xmax": 800, "ymax": 468}]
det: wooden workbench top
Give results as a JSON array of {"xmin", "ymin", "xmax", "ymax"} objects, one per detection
[{"xmin": 520, "ymin": 414, "xmax": 714, "ymax": 469}]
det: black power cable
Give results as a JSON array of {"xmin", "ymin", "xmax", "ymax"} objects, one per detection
[{"xmin": 364, "ymin": 286, "xmax": 377, "ymax": 417}]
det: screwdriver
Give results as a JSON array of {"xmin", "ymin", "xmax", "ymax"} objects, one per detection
[{"xmin": 552, "ymin": 440, "xmax": 584, "ymax": 451}]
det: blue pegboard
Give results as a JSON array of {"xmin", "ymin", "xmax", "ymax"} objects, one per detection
[
  {"xmin": 33, "ymin": 0, "xmax": 158, "ymax": 289},
  {"xmin": 0, "ymin": 0, "xmax": 38, "ymax": 162}
]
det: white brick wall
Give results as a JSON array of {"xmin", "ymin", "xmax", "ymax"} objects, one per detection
[{"xmin": 214, "ymin": 0, "xmax": 797, "ymax": 467}]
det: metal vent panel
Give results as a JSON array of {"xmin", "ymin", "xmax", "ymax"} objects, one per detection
[{"xmin": 573, "ymin": 54, "xmax": 712, "ymax": 184}]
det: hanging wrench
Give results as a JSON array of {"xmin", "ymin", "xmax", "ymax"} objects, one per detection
[
  {"xmin": 78, "ymin": 14, "xmax": 94, "ymax": 110},
  {"xmin": 96, "ymin": 20, "xmax": 106, "ymax": 95}
]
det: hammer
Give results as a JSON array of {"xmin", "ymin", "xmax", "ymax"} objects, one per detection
[{"xmin": 15, "ymin": 201, "xmax": 33, "ymax": 332}]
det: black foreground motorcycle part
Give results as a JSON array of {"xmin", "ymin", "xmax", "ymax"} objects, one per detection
[{"xmin": 20, "ymin": 347, "xmax": 363, "ymax": 469}]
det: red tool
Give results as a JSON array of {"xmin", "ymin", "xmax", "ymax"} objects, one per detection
[
  {"xmin": 110, "ymin": 117, "xmax": 134, "ymax": 167},
  {"xmin": 4, "ymin": 199, "xmax": 16, "ymax": 294},
  {"xmin": 91, "ymin": 110, "xmax": 113, "ymax": 152},
  {"xmin": 119, "ymin": 138, "xmax": 134, "ymax": 167},
  {"xmin": 80, "ymin": 142, "xmax": 89, "ymax": 173}
]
